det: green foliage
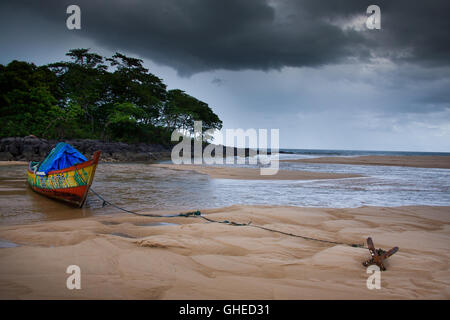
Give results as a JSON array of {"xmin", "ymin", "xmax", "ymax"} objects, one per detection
[
  {"xmin": 162, "ymin": 89, "xmax": 222, "ymax": 135},
  {"xmin": 0, "ymin": 49, "xmax": 222, "ymax": 144},
  {"xmin": 0, "ymin": 61, "xmax": 60, "ymax": 137}
]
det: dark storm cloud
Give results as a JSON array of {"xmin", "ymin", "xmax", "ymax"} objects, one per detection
[
  {"xmin": 3, "ymin": 0, "xmax": 449, "ymax": 75},
  {"xmin": 297, "ymin": 0, "xmax": 450, "ymax": 67},
  {"xmin": 211, "ymin": 78, "xmax": 225, "ymax": 86}
]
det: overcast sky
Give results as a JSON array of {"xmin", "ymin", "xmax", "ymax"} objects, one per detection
[{"xmin": 1, "ymin": 0, "xmax": 450, "ymax": 151}]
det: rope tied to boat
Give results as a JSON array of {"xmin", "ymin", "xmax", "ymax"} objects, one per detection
[
  {"xmin": 88, "ymin": 186, "xmax": 202, "ymax": 218},
  {"xmin": 73, "ymin": 162, "xmax": 365, "ymax": 248},
  {"xmin": 86, "ymin": 186, "xmax": 366, "ymax": 249}
]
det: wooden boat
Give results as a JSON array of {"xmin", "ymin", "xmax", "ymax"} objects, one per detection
[{"xmin": 27, "ymin": 151, "xmax": 101, "ymax": 207}]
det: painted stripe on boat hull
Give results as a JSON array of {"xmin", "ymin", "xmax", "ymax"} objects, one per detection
[
  {"xmin": 27, "ymin": 151, "xmax": 101, "ymax": 207},
  {"xmin": 30, "ymin": 185, "xmax": 88, "ymax": 205}
]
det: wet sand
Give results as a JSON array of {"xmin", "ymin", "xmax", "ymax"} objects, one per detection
[
  {"xmin": 281, "ymin": 155, "xmax": 450, "ymax": 169},
  {"xmin": 151, "ymin": 164, "xmax": 362, "ymax": 180},
  {"xmin": 0, "ymin": 161, "xmax": 27, "ymax": 166},
  {"xmin": 0, "ymin": 205, "xmax": 449, "ymax": 299}
]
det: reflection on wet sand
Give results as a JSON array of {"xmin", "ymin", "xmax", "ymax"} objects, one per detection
[{"xmin": 0, "ymin": 164, "xmax": 95, "ymax": 225}]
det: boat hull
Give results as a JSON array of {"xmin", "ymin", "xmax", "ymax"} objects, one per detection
[{"xmin": 27, "ymin": 151, "xmax": 101, "ymax": 207}]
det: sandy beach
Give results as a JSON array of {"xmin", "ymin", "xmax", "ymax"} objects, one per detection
[
  {"xmin": 281, "ymin": 155, "xmax": 450, "ymax": 169},
  {"xmin": 1, "ymin": 158, "xmax": 449, "ymax": 299},
  {"xmin": 0, "ymin": 161, "xmax": 27, "ymax": 166},
  {"xmin": 0, "ymin": 204, "xmax": 449, "ymax": 299},
  {"xmin": 151, "ymin": 163, "xmax": 362, "ymax": 180}
]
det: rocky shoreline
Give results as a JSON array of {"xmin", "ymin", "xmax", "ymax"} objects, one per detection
[
  {"xmin": 0, "ymin": 136, "xmax": 172, "ymax": 162},
  {"xmin": 0, "ymin": 136, "xmax": 266, "ymax": 163}
]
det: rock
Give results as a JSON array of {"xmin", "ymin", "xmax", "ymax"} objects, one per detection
[
  {"xmin": 111, "ymin": 152, "xmax": 127, "ymax": 161},
  {"xmin": 7, "ymin": 143, "xmax": 21, "ymax": 157},
  {"xmin": 22, "ymin": 144, "xmax": 35, "ymax": 153},
  {"xmin": 22, "ymin": 151, "xmax": 39, "ymax": 161},
  {"xmin": 128, "ymin": 152, "xmax": 151, "ymax": 161},
  {"xmin": 0, "ymin": 137, "xmax": 172, "ymax": 162},
  {"xmin": 23, "ymin": 135, "xmax": 41, "ymax": 145},
  {"xmin": 0, "ymin": 151, "xmax": 14, "ymax": 161},
  {"xmin": 38, "ymin": 144, "xmax": 51, "ymax": 157}
]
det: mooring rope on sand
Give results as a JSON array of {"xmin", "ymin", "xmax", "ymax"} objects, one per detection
[
  {"xmin": 88, "ymin": 187, "xmax": 201, "ymax": 218},
  {"xmin": 87, "ymin": 187, "xmax": 366, "ymax": 249}
]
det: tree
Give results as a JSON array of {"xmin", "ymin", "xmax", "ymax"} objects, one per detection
[
  {"xmin": 0, "ymin": 61, "xmax": 61, "ymax": 138},
  {"xmin": 0, "ymin": 49, "xmax": 223, "ymax": 144},
  {"xmin": 162, "ymin": 89, "xmax": 222, "ymax": 139},
  {"xmin": 47, "ymin": 48, "xmax": 108, "ymax": 136},
  {"xmin": 106, "ymin": 52, "xmax": 167, "ymax": 125},
  {"xmin": 102, "ymin": 102, "xmax": 146, "ymax": 141}
]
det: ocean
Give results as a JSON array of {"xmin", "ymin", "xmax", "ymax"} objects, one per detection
[{"xmin": 278, "ymin": 148, "xmax": 450, "ymax": 158}]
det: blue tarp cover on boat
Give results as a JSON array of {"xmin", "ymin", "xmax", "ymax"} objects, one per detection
[{"xmin": 37, "ymin": 142, "xmax": 87, "ymax": 175}]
